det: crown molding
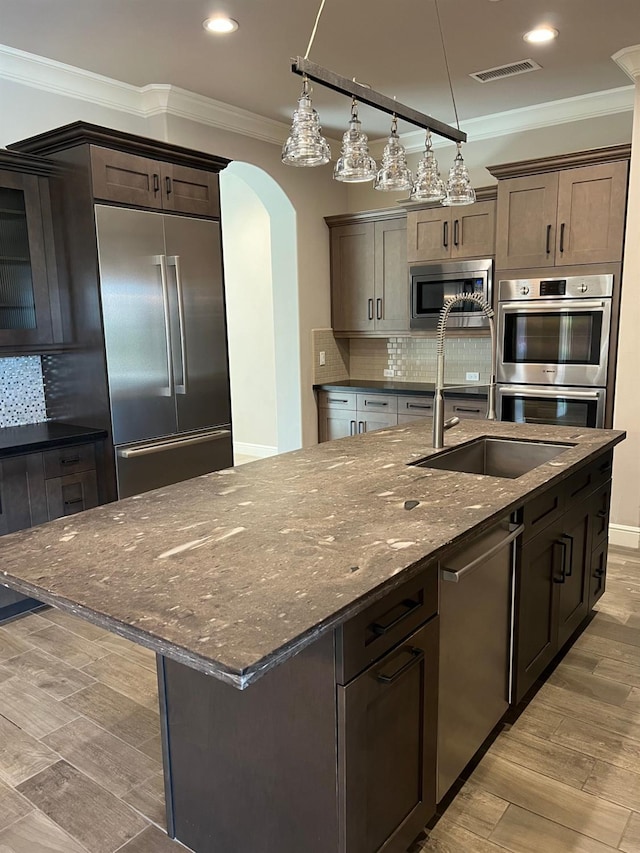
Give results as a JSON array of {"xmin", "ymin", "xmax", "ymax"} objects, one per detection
[
  {"xmin": 371, "ymin": 85, "xmax": 636, "ymax": 155},
  {"xmin": 612, "ymin": 45, "xmax": 640, "ymax": 82},
  {"xmin": 0, "ymin": 43, "xmax": 635, "ymax": 155}
]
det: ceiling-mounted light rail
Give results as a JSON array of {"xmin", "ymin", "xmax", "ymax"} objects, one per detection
[{"xmin": 291, "ymin": 56, "xmax": 467, "ymax": 144}]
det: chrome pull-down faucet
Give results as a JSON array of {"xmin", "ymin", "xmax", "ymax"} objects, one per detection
[{"xmin": 433, "ymin": 293, "xmax": 497, "ymax": 449}]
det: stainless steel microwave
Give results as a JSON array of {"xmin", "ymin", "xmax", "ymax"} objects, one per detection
[{"xmin": 410, "ymin": 258, "xmax": 493, "ymax": 330}]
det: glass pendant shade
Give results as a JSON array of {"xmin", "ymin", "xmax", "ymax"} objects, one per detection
[
  {"xmin": 410, "ymin": 131, "xmax": 446, "ymax": 202},
  {"xmin": 374, "ymin": 116, "xmax": 413, "ymax": 192},
  {"xmin": 443, "ymin": 143, "xmax": 476, "ymax": 206},
  {"xmin": 334, "ymin": 100, "xmax": 377, "ymax": 183},
  {"xmin": 281, "ymin": 78, "xmax": 331, "ymax": 167}
]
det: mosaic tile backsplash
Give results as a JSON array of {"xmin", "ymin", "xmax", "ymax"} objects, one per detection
[{"xmin": 0, "ymin": 356, "xmax": 47, "ymax": 427}]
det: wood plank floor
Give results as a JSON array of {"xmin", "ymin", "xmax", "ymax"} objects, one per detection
[{"xmin": 0, "ymin": 545, "xmax": 636, "ymax": 852}]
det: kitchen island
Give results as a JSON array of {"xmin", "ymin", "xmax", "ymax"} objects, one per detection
[{"xmin": 0, "ymin": 419, "xmax": 625, "ymax": 853}]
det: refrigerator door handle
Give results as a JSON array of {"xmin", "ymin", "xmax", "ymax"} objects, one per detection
[
  {"xmin": 167, "ymin": 255, "xmax": 188, "ymax": 394},
  {"xmin": 154, "ymin": 254, "xmax": 174, "ymax": 398},
  {"xmin": 117, "ymin": 429, "xmax": 231, "ymax": 458}
]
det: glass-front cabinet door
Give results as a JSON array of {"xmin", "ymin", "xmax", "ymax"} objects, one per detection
[{"xmin": 0, "ymin": 170, "xmax": 53, "ymax": 346}]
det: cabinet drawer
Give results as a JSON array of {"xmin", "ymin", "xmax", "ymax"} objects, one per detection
[
  {"xmin": 335, "ymin": 563, "xmax": 438, "ymax": 684},
  {"xmin": 43, "ymin": 444, "xmax": 96, "ymax": 479},
  {"xmin": 45, "ymin": 470, "xmax": 99, "ymax": 520},
  {"xmin": 398, "ymin": 396, "xmax": 434, "ymax": 416},
  {"xmin": 318, "ymin": 390, "xmax": 357, "ymax": 411},
  {"xmin": 520, "ymin": 485, "xmax": 564, "ymax": 543},
  {"xmin": 356, "ymin": 393, "xmax": 398, "ymax": 414},
  {"xmin": 445, "ymin": 399, "xmax": 486, "ymax": 420}
]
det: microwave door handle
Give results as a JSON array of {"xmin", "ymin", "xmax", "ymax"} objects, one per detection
[{"xmin": 499, "ymin": 386, "xmax": 602, "ymax": 400}]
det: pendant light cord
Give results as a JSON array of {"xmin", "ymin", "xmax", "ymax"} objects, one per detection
[
  {"xmin": 304, "ymin": 0, "xmax": 327, "ymax": 59},
  {"xmin": 434, "ymin": 0, "xmax": 460, "ymax": 132}
]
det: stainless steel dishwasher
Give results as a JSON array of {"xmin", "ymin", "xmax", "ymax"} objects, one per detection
[{"xmin": 437, "ymin": 518, "xmax": 524, "ymax": 802}]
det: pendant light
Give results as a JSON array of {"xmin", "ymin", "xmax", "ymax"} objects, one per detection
[
  {"xmin": 411, "ymin": 130, "xmax": 446, "ymax": 202},
  {"xmin": 334, "ymin": 98, "xmax": 377, "ymax": 183},
  {"xmin": 281, "ymin": 76, "xmax": 331, "ymax": 167},
  {"xmin": 374, "ymin": 115, "xmax": 413, "ymax": 192},
  {"xmin": 443, "ymin": 142, "xmax": 476, "ymax": 205}
]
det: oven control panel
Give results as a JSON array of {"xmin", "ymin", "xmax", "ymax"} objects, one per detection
[{"xmin": 498, "ymin": 274, "xmax": 613, "ymax": 301}]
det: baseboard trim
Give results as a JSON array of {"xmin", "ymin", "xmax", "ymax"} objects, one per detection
[
  {"xmin": 233, "ymin": 442, "xmax": 278, "ymax": 460},
  {"xmin": 609, "ymin": 523, "xmax": 640, "ymax": 550}
]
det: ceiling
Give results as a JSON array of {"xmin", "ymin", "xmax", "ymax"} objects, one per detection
[{"xmin": 1, "ymin": 0, "xmax": 639, "ymax": 139}]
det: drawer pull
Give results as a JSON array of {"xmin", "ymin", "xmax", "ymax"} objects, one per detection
[
  {"xmin": 599, "ymin": 460, "xmax": 612, "ymax": 473},
  {"xmin": 60, "ymin": 456, "xmax": 81, "ymax": 466},
  {"xmin": 408, "ymin": 403, "xmax": 432, "ymax": 410},
  {"xmin": 571, "ymin": 474, "xmax": 592, "ymax": 497},
  {"xmin": 64, "ymin": 498, "xmax": 84, "ymax": 507},
  {"xmin": 376, "ymin": 647, "xmax": 423, "ymax": 684},
  {"xmin": 371, "ymin": 597, "xmax": 421, "ymax": 637},
  {"xmin": 365, "ymin": 400, "xmax": 388, "ymax": 407},
  {"xmin": 327, "ymin": 398, "xmax": 349, "ymax": 404},
  {"xmin": 453, "ymin": 406, "xmax": 481, "ymax": 414}
]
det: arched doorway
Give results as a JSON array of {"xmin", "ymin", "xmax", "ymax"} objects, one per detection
[{"xmin": 220, "ymin": 163, "xmax": 300, "ymax": 459}]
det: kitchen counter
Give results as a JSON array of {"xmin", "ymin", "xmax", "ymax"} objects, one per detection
[
  {"xmin": 0, "ymin": 421, "xmax": 107, "ymax": 458},
  {"xmin": 0, "ymin": 419, "xmax": 624, "ymax": 689},
  {"xmin": 314, "ymin": 379, "xmax": 488, "ymax": 397}
]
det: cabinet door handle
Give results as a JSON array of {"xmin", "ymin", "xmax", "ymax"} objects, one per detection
[
  {"xmin": 368, "ymin": 298, "xmax": 374, "ymax": 320},
  {"xmin": 376, "ymin": 297, "xmax": 382, "ymax": 320},
  {"xmin": 553, "ymin": 540, "xmax": 568, "ymax": 583},
  {"xmin": 165, "ymin": 176, "xmax": 172, "ymax": 197},
  {"xmin": 453, "ymin": 219, "xmax": 459, "ymax": 247},
  {"xmin": 559, "ymin": 222, "xmax": 565, "ymax": 253},
  {"xmin": 594, "ymin": 567, "xmax": 605, "ymax": 578},
  {"xmin": 153, "ymin": 173, "xmax": 160, "ymax": 194},
  {"xmin": 560, "ymin": 533, "xmax": 574, "ymax": 577},
  {"xmin": 358, "ymin": 421, "xmax": 365, "ymax": 433},
  {"xmin": 64, "ymin": 498, "xmax": 84, "ymax": 508},
  {"xmin": 350, "ymin": 420, "xmax": 356, "ymax": 436},
  {"xmin": 376, "ymin": 647, "xmax": 424, "ymax": 684},
  {"xmin": 371, "ymin": 598, "xmax": 422, "ymax": 636},
  {"xmin": 546, "ymin": 224, "xmax": 552, "ymax": 255},
  {"xmin": 60, "ymin": 456, "xmax": 81, "ymax": 466},
  {"xmin": 597, "ymin": 509, "xmax": 608, "ymax": 519},
  {"xmin": 443, "ymin": 220, "xmax": 449, "ymax": 248}
]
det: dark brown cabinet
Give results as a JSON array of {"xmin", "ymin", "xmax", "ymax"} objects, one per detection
[
  {"xmin": 513, "ymin": 451, "xmax": 613, "ymax": 702},
  {"xmin": 328, "ymin": 215, "xmax": 408, "ymax": 335},
  {"xmin": 338, "ymin": 618, "xmax": 438, "ymax": 853},
  {"xmin": 495, "ymin": 160, "xmax": 628, "ymax": 269},
  {"xmin": 0, "ymin": 441, "xmax": 100, "ymax": 617},
  {"xmin": 0, "ymin": 157, "xmax": 60, "ymax": 349},
  {"xmin": 406, "ymin": 200, "xmax": 496, "ymax": 263},
  {"xmin": 90, "ymin": 146, "xmax": 220, "ymax": 218}
]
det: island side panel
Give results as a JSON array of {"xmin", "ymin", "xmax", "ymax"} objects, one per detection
[{"xmin": 160, "ymin": 632, "xmax": 339, "ymax": 853}]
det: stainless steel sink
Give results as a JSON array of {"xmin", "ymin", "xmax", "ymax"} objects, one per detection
[{"xmin": 410, "ymin": 437, "xmax": 575, "ymax": 479}]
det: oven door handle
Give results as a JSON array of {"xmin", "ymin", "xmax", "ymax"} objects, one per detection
[
  {"xmin": 498, "ymin": 386, "xmax": 602, "ymax": 400},
  {"xmin": 500, "ymin": 300, "xmax": 607, "ymax": 312}
]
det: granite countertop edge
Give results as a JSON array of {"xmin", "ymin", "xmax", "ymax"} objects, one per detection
[
  {"xmin": 0, "ymin": 421, "xmax": 625, "ymax": 690},
  {"xmin": 0, "ymin": 422, "xmax": 108, "ymax": 458}
]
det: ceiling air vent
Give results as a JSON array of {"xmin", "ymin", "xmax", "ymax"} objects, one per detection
[{"xmin": 470, "ymin": 59, "xmax": 542, "ymax": 83}]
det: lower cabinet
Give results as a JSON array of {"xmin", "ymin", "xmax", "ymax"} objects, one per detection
[
  {"xmin": 318, "ymin": 389, "xmax": 487, "ymax": 442},
  {"xmin": 513, "ymin": 452, "xmax": 612, "ymax": 703},
  {"xmin": 338, "ymin": 618, "xmax": 438, "ymax": 853},
  {"xmin": 161, "ymin": 563, "xmax": 439, "ymax": 853},
  {"xmin": 0, "ymin": 441, "xmax": 100, "ymax": 618}
]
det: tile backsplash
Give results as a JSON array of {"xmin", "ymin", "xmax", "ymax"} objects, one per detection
[
  {"xmin": 313, "ymin": 331, "xmax": 492, "ymax": 386},
  {"xmin": 0, "ymin": 356, "xmax": 47, "ymax": 427}
]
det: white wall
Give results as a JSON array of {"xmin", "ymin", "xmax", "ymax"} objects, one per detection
[{"xmin": 220, "ymin": 171, "xmax": 278, "ymax": 456}]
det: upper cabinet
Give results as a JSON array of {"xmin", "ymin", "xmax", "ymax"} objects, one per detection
[
  {"xmin": 90, "ymin": 147, "xmax": 220, "ymax": 218},
  {"xmin": 0, "ymin": 153, "xmax": 61, "ymax": 350},
  {"xmin": 490, "ymin": 150, "xmax": 629, "ymax": 270},
  {"xmin": 407, "ymin": 200, "xmax": 496, "ymax": 263},
  {"xmin": 329, "ymin": 214, "xmax": 407, "ymax": 335}
]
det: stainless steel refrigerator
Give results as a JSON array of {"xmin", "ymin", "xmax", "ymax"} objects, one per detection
[{"xmin": 95, "ymin": 205, "xmax": 232, "ymax": 499}]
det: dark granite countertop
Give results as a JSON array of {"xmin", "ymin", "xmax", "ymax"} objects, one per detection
[
  {"xmin": 0, "ymin": 420, "xmax": 624, "ymax": 689},
  {"xmin": 314, "ymin": 380, "xmax": 488, "ymax": 398},
  {"xmin": 0, "ymin": 422, "xmax": 108, "ymax": 458}
]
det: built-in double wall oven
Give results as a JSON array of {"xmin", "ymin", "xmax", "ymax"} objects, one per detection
[{"xmin": 497, "ymin": 273, "xmax": 614, "ymax": 429}]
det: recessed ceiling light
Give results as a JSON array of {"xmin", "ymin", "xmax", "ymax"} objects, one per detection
[
  {"xmin": 203, "ymin": 16, "xmax": 239, "ymax": 34},
  {"xmin": 523, "ymin": 26, "xmax": 558, "ymax": 44}
]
